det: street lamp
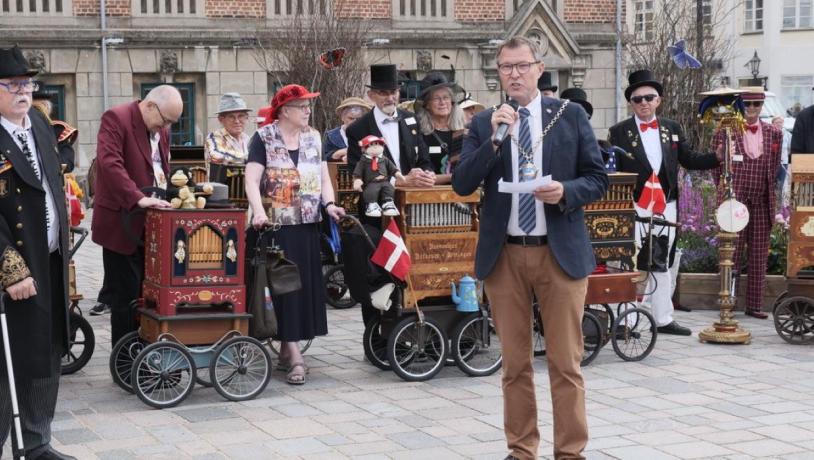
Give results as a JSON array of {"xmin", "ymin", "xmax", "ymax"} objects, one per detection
[{"xmin": 745, "ymin": 50, "xmax": 765, "ymax": 88}]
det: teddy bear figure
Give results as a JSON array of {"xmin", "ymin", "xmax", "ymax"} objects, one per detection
[
  {"xmin": 167, "ymin": 167, "xmax": 214, "ymax": 209},
  {"xmin": 352, "ymin": 135, "xmax": 404, "ymax": 217}
]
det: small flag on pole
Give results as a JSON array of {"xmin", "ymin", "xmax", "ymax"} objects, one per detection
[
  {"xmin": 637, "ymin": 172, "xmax": 667, "ymax": 214},
  {"xmin": 371, "ymin": 220, "xmax": 411, "ymax": 281}
]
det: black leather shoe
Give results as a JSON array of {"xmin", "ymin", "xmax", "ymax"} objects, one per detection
[
  {"xmin": 32, "ymin": 446, "xmax": 77, "ymax": 460},
  {"xmin": 657, "ymin": 321, "xmax": 692, "ymax": 336}
]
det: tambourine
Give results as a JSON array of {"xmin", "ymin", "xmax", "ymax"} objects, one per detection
[{"xmin": 715, "ymin": 198, "xmax": 749, "ymax": 233}]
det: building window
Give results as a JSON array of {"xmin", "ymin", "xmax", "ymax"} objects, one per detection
[
  {"xmin": 41, "ymin": 84, "xmax": 65, "ymax": 121},
  {"xmin": 0, "ymin": 0, "xmax": 71, "ymax": 15},
  {"xmin": 783, "ymin": 0, "xmax": 813, "ymax": 29},
  {"xmin": 140, "ymin": 83, "xmax": 195, "ymax": 146},
  {"xmin": 744, "ymin": 0, "xmax": 763, "ymax": 32},
  {"xmin": 781, "ymin": 75, "xmax": 814, "ymax": 115},
  {"xmin": 634, "ymin": 1, "xmax": 654, "ymax": 41}
]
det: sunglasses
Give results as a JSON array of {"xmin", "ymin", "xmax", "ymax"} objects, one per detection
[
  {"xmin": 630, "ymin": 94, "xmax": 658, "ymax": 104},
  {"xmin": 743, "ymin": 101, "xmax": 764, "ymax": 107}
]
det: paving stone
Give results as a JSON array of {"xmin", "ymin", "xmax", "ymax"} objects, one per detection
[
  {"xmin": 656, "ymin": 440, "xmax": 735, "ymax": 459},
  {"xmin": 725, "ymin": 439, "xmax": 808, "ymax": 456},
  {"xmin": 51, "ymin": 428, "xmax": 101, "ymax": 445}
]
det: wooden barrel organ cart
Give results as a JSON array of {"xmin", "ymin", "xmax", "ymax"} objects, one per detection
[
  {"xmin": 773, "ymin": 155, "xmax": 814, "ymax": 343},
  {"xmin": 108, "ymin": 208, "xmax": 273, "ymax": 409}
]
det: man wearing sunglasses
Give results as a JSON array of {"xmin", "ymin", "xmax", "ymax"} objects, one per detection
[
  {"xmin": 0, "ymin": 46, "xmax": 74, "ymax": 460},
  {"xmin": 608, "ymin": 69, "xmax": 721, "ymax": 336},
  {"xmin": 711, "ymin": 88, "xmax": 782, "ymax": 319},
  {"xmin": 91, "ymin": 85, "xmax": 181, "ymax": 348}
]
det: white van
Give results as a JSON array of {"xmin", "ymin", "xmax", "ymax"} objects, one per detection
[{"xmin": 761, "ymin": 91, "xmax": 795, "ymax": 132}]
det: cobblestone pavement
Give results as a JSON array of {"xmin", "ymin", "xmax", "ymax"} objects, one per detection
[{"xmin": 4, "ymin": 227, "xmax": 814, "ymax": 460}]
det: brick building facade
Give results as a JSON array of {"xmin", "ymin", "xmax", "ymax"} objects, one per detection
[{"xmin": 1, "ymin": 0, "xmax": 622, "ymax": 170}]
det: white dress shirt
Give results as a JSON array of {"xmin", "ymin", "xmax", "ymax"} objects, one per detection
[
  {"xmin": 373, "ymin": 106, "xmax": 402, "ymax": 172},
  {"xmin": 635, "ymin": 115, "xmax": 662, "ymax": 174},
  {"xmin": 1, "ymin": 115, "xmax": 60, "ymax": 252},
  {"xmin": 507, "ymin": 92, "xmax": 547, "ymax": 236}
]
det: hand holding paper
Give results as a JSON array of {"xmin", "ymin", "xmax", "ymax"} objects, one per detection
[{"xmin": 498, "ymin": 175, "xmax": 553, "ymax": 194}]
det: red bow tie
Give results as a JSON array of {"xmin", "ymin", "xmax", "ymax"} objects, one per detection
[
  {"xmin": 746, "ymin": 124, "xmax": 759, "ymax": 134},
  {"xmin": 639, "ymin": 120, "xmax": 659, "ymax": 132}
]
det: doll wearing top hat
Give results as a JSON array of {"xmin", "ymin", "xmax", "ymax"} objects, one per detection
[{"xmin": 352, "ymin": 135, "xmax": 404, "ymax": 217}]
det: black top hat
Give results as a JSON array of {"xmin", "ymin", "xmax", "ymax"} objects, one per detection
[
  {"xmin": 0, "ymin": 46, "xmax": 38, "ymax": 79},
  {"xmin": 367, "ymin": 64, "xmax": 400, "ymax": 91},
  {"xmin": 625, "ymin": 69, "xmax": 663, "ymax": 101},
  {"xmin": 560, "ymin": 87, "xmax": 593, "ymax": 119},
  {"xmin": 537, "ymin": 71, "xmax": 558, "ymax": 93}
]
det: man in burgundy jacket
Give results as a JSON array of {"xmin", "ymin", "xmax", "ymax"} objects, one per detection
[{"xmin": 91, "ymin": 85, "xmax": 180, "ymax": 345}]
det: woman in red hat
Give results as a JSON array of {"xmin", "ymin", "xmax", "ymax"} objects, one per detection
[{"xmin": 245, "ymin": 84, "xmax": 345, "ymax": 384}]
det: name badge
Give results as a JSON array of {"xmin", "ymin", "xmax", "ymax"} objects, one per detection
[
  {"xmin": 405, "ymin": 117, "xmax": 417, "ymax": 126},
  {"xmin": 733, "ymin": 154, "xmax": 744, "ymax": 162},
  {"xmin": 429, "ymin": 146, "xmax": 442, "ymax": 154},
  {"xmin": 671, "ymin": 134, "xmax": 679, "ymax": 142}
]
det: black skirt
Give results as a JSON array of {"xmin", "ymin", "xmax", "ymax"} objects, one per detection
[{"xmin": 248, "ymin": 223, "xmax": 328, "ymax": 341}]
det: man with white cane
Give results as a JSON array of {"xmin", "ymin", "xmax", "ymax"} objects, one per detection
[{"xmin": 0, "ymin": 46, "xmax": 73, "ymax": 460}]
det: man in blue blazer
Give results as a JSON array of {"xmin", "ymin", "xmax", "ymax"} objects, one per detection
[{"xmin": 453, "ymin": 37, "xmax": 607, "ymax": 460}]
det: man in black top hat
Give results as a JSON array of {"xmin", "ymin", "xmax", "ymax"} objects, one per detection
[
  {"xmin": 537, "ymin": 71, "xmax": 558, "ymax": 97},
  {"xmin": 560, "ymin": 87, "xmax": 593, "ymax": 119},
  {"xmin": 0, "ymin": 46, "xmax": 74, "ymax": 460},
  {"xmin": 346, "ymin": 64, "xmax": 433, "ymax": 185},
  {"xmin": 608, "ymin": 69, "xmax": 720, "ymax": 336}
]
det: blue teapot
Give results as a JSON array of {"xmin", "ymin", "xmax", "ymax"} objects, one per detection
[{"xmin": 451, "ymin": 275, "xmax": 479, "ymax": 312}]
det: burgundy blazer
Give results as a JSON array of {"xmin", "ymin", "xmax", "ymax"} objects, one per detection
[{"xmin": 91, "ymin": 101, "xmax": 169, "ymax": 255}]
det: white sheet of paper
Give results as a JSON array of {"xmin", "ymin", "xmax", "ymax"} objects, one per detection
[{"xmin": 498, "ymin": 175, "xmax": 552, "ymax": 194}]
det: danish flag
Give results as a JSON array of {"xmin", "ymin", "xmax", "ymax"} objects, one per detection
[
  {"xmin": 371, "ymin": 220, "xmax": 411, "ymax": 281},
  {"xmin": 637, "ymin": 172, "xmax": 667, "ymax": 214}
]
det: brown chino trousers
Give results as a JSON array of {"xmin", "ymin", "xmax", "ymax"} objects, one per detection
[{"xmin": 484, "ymin": 243, "xmax": 589, "ymax": 460}]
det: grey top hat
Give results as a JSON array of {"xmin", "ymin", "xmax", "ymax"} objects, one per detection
[{"xmin": 214, "ymin": 93, "xmax": 251, "ymax": 115}]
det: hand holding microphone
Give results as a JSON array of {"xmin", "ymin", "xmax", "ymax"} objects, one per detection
[{"xmin": 491, "ymin": 99, "xmax": 520, "ymax": 148}]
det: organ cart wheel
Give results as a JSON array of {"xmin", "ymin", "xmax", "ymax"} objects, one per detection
[
  {"xmin": 363, "ymin": 316, "xmax": 390, "ymax": 370},
  {"xmin": 61, "ymin": 310, "xmax": 95, "ymax": 375},
  {"xmin": 581, "ymin": 310, "xmax": 604, "ymax": 367},
  {"xmin": 210, "ymin": 337, "xmax": 272, "ymax": 402},
  {"xmin": 131, "ymin": 341, "xmax": 196, "ymax": 409},
  {"xmin": 451, "ymin": 312, "xmax": 502, "ymax": 377},
  {"xmin": 387, "ymin": 315, "xmax": 447, "ymax": 382},
  {"xmin": 611, "ymin": 306, "xmax": 657, "ymax": 361},
  {"xmin": 109, "ymin": 331, "xmax": 146, "ymax": 393},
  {"xmin": 773, "ymin": 296, "xmax": 814, "ymax": 344},
  {"xmin": 771, "ymin": 290, "xmax": 789, "ymax": 310},
  {"xmin": 266, "ymin": 337, "xmax": 312, "ymax": 356},
  {"xmin": 324, "ymin": 264, "xmax": 356, "ymax": 309}
]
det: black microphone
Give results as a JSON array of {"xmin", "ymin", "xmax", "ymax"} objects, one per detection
[{"xmin": 492, "ymin": 98, "xmax": 519, "ymax": 146}]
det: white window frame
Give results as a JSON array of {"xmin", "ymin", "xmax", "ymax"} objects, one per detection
[
  {"xmin": 783, "ymin": 0, "xmax": 813, "ymax": 29},
  {"xmin": 634, "ymin": 0, "xmax": 654, "ymax": 42},
  {"xmin": 0, "ymin": 0, "xmax": 72, "ymax": 16},
  {"xmin": 266, "ymin": 0, "xmax": 330, "ymax": 16},
  {"xmin": 131, "ymin": 0, "xmax": 205, "ymax": 17},
  {"xmin": 744, "ymin": 0, "xmax": 763, "ymax": 32},
  {"xmin": 392, "ymin": 0, "xmax": 454, "ymax": 21},
  {"xmin": 781, "ymin": 75, "xmax": 814, "ymax": 114}
]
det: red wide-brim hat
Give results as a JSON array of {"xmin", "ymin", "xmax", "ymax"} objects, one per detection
[{"xmin": 269, "ymin": 84, "xmax": 320, "ymax": 122}]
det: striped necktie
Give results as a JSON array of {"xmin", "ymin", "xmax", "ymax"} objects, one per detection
[{"xmin": 517, "ymin": 107, "xmax": 536, "ymax": 234}]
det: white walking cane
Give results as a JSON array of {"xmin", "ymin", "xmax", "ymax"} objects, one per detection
[{"xmin": 1, "ymin": 292, "xmax": 25, "ymax": 459}]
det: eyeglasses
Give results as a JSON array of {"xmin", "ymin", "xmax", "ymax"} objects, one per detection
[
  {"xmin": 0, "ymin": 79, "xmax": 39, "ymax": 94},
  {"xmin": 497, "ymin": 61, "xmax": 540, "ymax": 75},
  {"xmin": 430, "ymin": 95, "xmax": 453, "ymax": 104},
  {"xmin": 743, "ymin": 101, "xmax": 764, "ymax": 108},
  {"xmin": 153, "ymin": 103, "xmax": 178, "ymax": 126},
  {"xmin": 630, "ymin": 94, "xmax": 658, "ymax": 104},
  {"xmin": 286, "ymin": 103, "xmax": 312, "ymax": 112},
  {"xmin": 222, "ymin": 113, "xmax": 249, "ymax": 122}
]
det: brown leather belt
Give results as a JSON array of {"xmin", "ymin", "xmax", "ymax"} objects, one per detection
[{"xmin": 506, "ymin": 235, "xmax": 548, "ymax": 246}]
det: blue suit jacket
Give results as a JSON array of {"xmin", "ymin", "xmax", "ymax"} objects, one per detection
[
  {"xmin": 452, "ymin": 97, "xmax": 608, "ymax": 280},
  {"xmin": 323, "ymin": 126, "xmax": 346, "ymax": 161}
]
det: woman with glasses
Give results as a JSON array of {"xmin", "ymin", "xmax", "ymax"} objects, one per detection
[
  {"xmin": 205, "ymin": 93, "xmax": 252, "ymax": 183},
  {"xmin": 245, "ymin": 84, "xmax": 345, "ymax": 385},
  {"xmin": 324, "ymin": 97, "xmax": 371, "ymax": 162},
  {"xmin": 711, "ymin": 87, "xmax": 783, "ymax": 319},
  {"xmin": 414, "ymin": 72, "xmax": 467, "ymax": 184}
]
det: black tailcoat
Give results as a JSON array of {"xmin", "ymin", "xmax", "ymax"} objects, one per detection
[{"xmin": 346, "ymin": 108, "xmax": 432, "ymax": 173}]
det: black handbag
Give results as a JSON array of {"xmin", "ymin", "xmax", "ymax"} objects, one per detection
[
  {"xmin": 265, "ymin": 247, "xmax": 302, "ymax": 295},
  {"xmin": 637, "ymin": 233, "xmax": 670, "ymax": 273}
]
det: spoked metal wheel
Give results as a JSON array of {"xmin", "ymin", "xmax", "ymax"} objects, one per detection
[
  {"xmin": 581, "ymin": 311, "xmax": 604, "ymax": 367},
  {"xmin": 324, "ymin": 264, "xmax": 356, "ymax": 309},
  {"xmin": 266, "ymin": 338, "xmax": 312, "ymax": 356},
  {"xmin": 363, "ymin": 316, "xmax": 390, "ymax": 370},
  {"xmin": 210, "ymin": 337, "xmax": 272, "ymax": 401},
  {"xmin": 61, "ymin": 310, "xmax": 95, "ymax": 375},
  {"xmin": 387, "ymin": 316, "xmax": 447, "ymax": 382},
  {"xmin": 772, "ymin": 290, "xmax": 789, "ymax": 310},
  {"xmin": 611, "ymin": 307, "xmax": 657, "ymax": 361},
  {"xmin": 773, "ymin": 296, "xmax": 814, "ymax": 344},
  {"xmin": 109, "ymin": 331, "xmax": 145, "ymax": 393},
  {"xmin": 452, "ymin": 312, "xmax": 502, "ymax": 377},
  {"xmin": 131, "ymin": 341, "xmax": 196, "ymax": 409}
]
